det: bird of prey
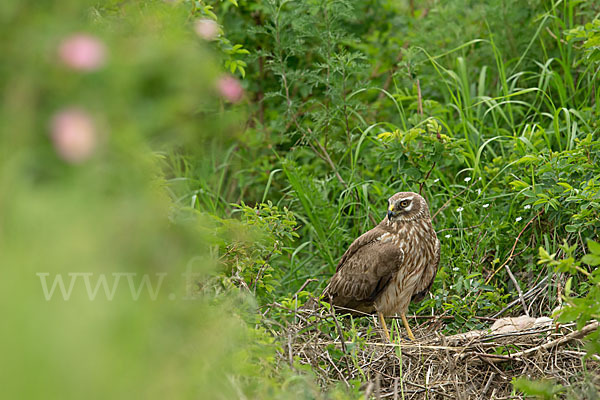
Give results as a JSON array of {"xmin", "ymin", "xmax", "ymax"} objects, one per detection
[{"xmin": 323, "ymin": 192, "xmax": 440, "ymax": 341}]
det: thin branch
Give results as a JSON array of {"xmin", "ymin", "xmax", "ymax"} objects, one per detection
[
  {"xmin": 491, "ymin": 276, "xmax": 548, "ymax": 318},
  {"xmin": 484, "ymin": 210, "xmax": 544, "ymax": 285},
  {"xmin": 504, "ymin": 264, "xmax": 530, "ymax": 317},
  {"xmin": 416, "ymin": 78, "xmax": 423, "ymax": 115},
  {"xmin": 431, "ymin": 186, "xmax": 469, "ymax": 220},
  {"xmin": 293, "ymin": 278, "xmax": 318, "ymax": 298},
  {"xmin": 328, "ymin": 305, "xmax": 347, "ymax": 354},
  {"xmin": 494, "ymin": 321, "xmax": 599, "ymax": 361},
  {"xmin": 313, "ymin": 135, "xmax": 349, "ymax": 189},
  {"xmin": 546, "ymin": 26, "xmax": 581, "ymax": 48},
  {"xmin": 419, "ymin": 162, "xmax": 436, "ymax": 195}
]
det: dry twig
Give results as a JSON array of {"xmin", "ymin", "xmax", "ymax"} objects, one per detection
[{"xmin": 270, "ymin": 302, "xmax": 600, "ymax": 399}]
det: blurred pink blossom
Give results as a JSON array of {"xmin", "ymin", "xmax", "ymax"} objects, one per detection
[
  {"xmin": 50, "ymin": 108, "xmax": 98, "ymax": 163},
  {"xmin": 58, "ymin": 34, "xmax": 106, "ymax": 71},
  {"xmin": 194, "ymin": 19, "xmax": 219, "ymax": 41},
  {"xmin": 216, "ymin": 76, "xmax": 243, "ymax": 103}
]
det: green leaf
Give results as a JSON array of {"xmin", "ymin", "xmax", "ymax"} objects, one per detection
[
  {"xmin": 557, "ymin": 182, "xmax": 573, "ymax": 192},
  {"xmin": 516, "ymin": 154, "xmax": 539, "ymax": 164},
  {"xmin": 565, "ymin": 224, "xmax": 578, "ymax": 232},
  {"xmin": 588, "ymin": 240, "xmax": 600, "ymax": 255},
  {"xmin": 581, "ymin": 254, "xmax": 600, "ymax": 266},
  {"xmin": 537, "ymin": 247, "xmax": 555, "ymax": 264},
  {"xmin": 564, "ymin": 277, "xmax": 572, "ymax": 296},
  {"xmin": 513, "ymin": 377, "xmax": 563, "ymax": 399},
  {"xmin": 555, "ymin": 306, "xmax": 580, "ymax": 322},
  {"xmin": 510, "ymin": 180, "xmax": 529, "ymax": 190},
  {"xmin": 203, "ymin": 7, "xmax": 218, "ymax": 20}
]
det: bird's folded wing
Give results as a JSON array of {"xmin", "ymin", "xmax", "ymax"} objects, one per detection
[
  {"xmin": 334, "ymin": 228, "xmax": 385, "ymax": 272},
  {"xmin": 411, "ymin": 237, "xmax": 440, "ymax": 302},
  {"xmin": 326, "ymin": 227, "xmax": 405, "ymax": 303}
]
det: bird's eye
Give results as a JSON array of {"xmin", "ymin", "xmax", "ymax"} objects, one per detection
[{"xmin": 400, "ymin": 200, "xmax": 410, "ymax": 207}]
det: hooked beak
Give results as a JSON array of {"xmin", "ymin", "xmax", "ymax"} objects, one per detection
[{"xmin": 387, "ymin": 204, "xmax": 395, "ymax": 220}]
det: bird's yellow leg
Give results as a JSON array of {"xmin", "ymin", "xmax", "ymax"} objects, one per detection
[
  {"xmin": 378, "ymin": 311, "xmax": 391, "ymax": 342},
  {"xmin": 401, "ymin": 313, "xmax": 416, "ymax": 341}
]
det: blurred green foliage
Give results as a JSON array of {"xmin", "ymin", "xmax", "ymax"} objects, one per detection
[{"xmin": 0, "ymin": 0, "xmax": 318, "ymax": 399}]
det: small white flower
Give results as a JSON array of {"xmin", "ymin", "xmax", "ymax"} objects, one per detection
[
  {"xmin": 452, "ymin": 267, "xmax": 459, "ymax": 272},
  {"xmin": 434, "ymin": 178, "xmax": 440, "ymax": 183},
  {"xmin": 464, "ymin": 177, "xmax": 472, "ymax": 182},
  {"xmin": 482, "ymin": 203, "xmax": 490, "ymax": 208},
  {"xmin": 515, "ymin": 216, "xmax": 523, "ymax": 222},
  {"xmin": 524, "ymin": 204, "xmax": 531, "ymax": 209},
  {"xmin": 445, "ymin": 234, "xmax": 451, "ymax": 238},
  {"xmin": 478, "ymin": 177, "xmax": 482, "ymax": 181},
  {"xmin": 477, "ymin": 188, "xmax": 481, "ymax": 195},
  {"xmin": 449, "ymin": 285, "xmax": 453, "ymax": 290},
  {"xmin": 456, "ymin": 207, "xmax": 464, "ymax": 213}
]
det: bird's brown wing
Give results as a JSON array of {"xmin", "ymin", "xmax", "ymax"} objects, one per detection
[
  {"xmin": 324, "ymin": 226, "xmax": 405, "ymax": 312},
  {"xmin": 334, "ymin": 228, "xmax": 386, "ymax": 272},
  {"xmin": 411, "ymin": 236, "xmax": 440, "ymax": 302}
]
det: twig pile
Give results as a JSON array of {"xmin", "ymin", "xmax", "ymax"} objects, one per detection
[{"xmin": 272, "ymin": 304, "xmax": 600, "ymax": 399}]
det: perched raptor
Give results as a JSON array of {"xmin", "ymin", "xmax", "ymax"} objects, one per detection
[{"xmin": 323, "ymin": 192, "xmax": 440, "ymax": 341}]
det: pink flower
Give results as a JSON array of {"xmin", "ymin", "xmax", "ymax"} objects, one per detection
[
  {"xmin": 216, "ymin": 76, "xmax": 243, "ymax": 103},
  {"xmin": 58, "ymin": 34, "xmax": 106, "ymax": 71},
  {"xmin": 194, "ymin": 19, "xmax": 219, "ymax": 41},
  {"xmin": 50, "ymin": 108, "xmax": 98, "ymax": 163}
]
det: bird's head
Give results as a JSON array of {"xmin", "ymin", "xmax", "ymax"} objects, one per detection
[{"xmin": 386, "ymin": 192, "xmax": 429, "ymax": 222}]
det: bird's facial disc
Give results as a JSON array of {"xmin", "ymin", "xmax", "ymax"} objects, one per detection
[{"xmin": 387, "ymin": 197, "xmax": 414, "ymax": 219}]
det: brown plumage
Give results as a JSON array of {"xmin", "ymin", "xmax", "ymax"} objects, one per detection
[{"xmin": 323, "ymin": 192, "xmax": 440, "ymax": 340}]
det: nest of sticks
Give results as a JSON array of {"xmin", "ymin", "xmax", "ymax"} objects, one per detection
[{"xmin": 270, "ymin": 301, "xmax": 600, "ymax": 399}]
